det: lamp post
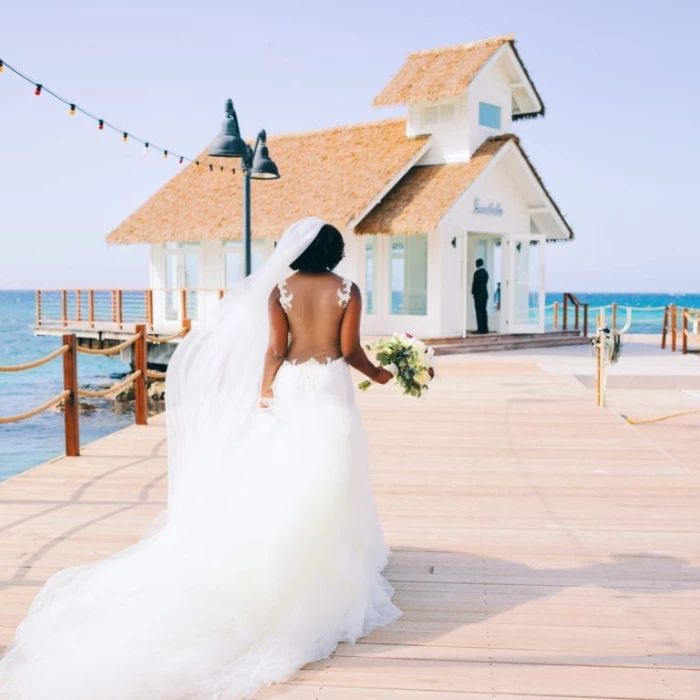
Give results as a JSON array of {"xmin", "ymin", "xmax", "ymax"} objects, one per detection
[{"xmin": 208, "ymin": 99, "xmax": 280, "ymax": 277}]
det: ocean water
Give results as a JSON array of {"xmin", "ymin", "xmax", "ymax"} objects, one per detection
[
  {"xmin": 543, "ymin": 292, "xmax": 700, "ymax": 334},
  {"xmin": 1, "ymin": 290, "xmax": 698, "ymax": 481},
  {"xmin": 0, "ymin": 290, "xmax": 133, "ymax": 480}
]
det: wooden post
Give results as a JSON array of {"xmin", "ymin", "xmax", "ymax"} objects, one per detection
[
  {"xmin": 76, "ymin": 290, "xmax": 82, "ymax": 322},
  {"xmin": 117, "ymin": 290, "xmax": 123, "ymax": 330},
  {"xmin": 111, "ymin": 290, "xmax": 117, "ymax": 323},
  {"xmin": 612, "ymin": 302, "xmax": 618, "ymax": 332},
  {"xmin": 563, "ymin": 295, "xmax": 568, "ymax": 331},
  {"xmin": 61, "ymin": 290, "xmax": 68, "ymax": 328},
  {"xmin": 89, "ymin": 290, "xmax": 95, "ymax": 328},
  {"xmin": 682, "ymin": 308, "xmax": 688, "ymax": 355},
  {"xmin": 62, "ymin": 334, "xmax": 80, "ymax": 457},
  {"xmin": 583, "ymin": 304, "xmax": 589, "ymax": 337},
  {"xmin": 146, "ymin": 290, "xmax": 154, "ymax": 329},
  {"xmin": 218, "ymin": 289, "xmax": 225, "ymax": 300},
  {"xmin": 575, "ymin": 303, "xmax": 580, "ymax": 331},
  {"xmin": 36, "ymin": 290, "xmax": 42, "ymax": 327},
  {"xmin": 671, "ymin": 304, "xmax": 677, "ymax": 352},
  {"xmin": 180, "ymin": 289, "xmax": 188, "ymax": 322},
  {"xmin": 596, "ymin": 314, "xmax": 602, "ymax": 407},
  {"xmin": 661, "ymin": 306, "xmax": 668, "ymax": 349},
  {"xmin": 183, "ymin": 318, "xmax": 192, "ymax": 335},
  {"xmin": 134, "ymin": 324, "xmax": 148, "ymax": 426}
]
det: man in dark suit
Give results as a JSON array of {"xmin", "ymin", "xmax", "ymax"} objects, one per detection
[{"xmin": 471, "ymin": 258, "xmax": 489, "ymax": 334}]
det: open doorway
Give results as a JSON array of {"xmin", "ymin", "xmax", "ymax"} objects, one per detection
[{"xmin": 465, "ymin": 232, "xmax": 503, "ymax": 334}]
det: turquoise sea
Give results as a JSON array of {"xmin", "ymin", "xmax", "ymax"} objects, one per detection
[{"xmin": 1, "ymin": 290, "xmax": 698, "ymax": 481}]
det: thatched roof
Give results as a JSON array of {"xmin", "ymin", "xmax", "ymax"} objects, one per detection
[
  {"xmin": 372, "ymin": 35, "xmax": 544, "ymax": 120},
  {"xmin": 107, "ymin": 119, "xmax": 429, "ymax": 244},
  {"xmin": 356, "ymin": 135, "xmax": 573, "ymax": 239}
]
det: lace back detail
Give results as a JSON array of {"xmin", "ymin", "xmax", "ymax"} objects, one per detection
[
  {"xmin": 277, "ymin": 281, "xmax": 294, "ymax": 313},
  {"xmin": 336, "ymin": 279, "xmax": 352, "ymax": 309}
]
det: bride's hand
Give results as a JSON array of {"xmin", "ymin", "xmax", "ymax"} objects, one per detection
[{"xmin": 374, "ymin": 367, "xmax": 394, "ymax": 385}]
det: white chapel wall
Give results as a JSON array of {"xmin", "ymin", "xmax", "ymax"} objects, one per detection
[
  {"xmin": 467, "ymin": 59, "xmax": 513, "ymax": 155},
  {"xmin": 437, "ymin": 149, "xmax": 532, "ymax": 336}
]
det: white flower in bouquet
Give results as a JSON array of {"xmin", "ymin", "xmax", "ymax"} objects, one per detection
[{"xmin": 358, "ymin": 333, "xmax": 436, "ymax": 397}]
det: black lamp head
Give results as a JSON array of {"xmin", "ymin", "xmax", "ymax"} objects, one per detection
[
  {"xmin": 250, "ymin": 130, "xmax": 280, "ymax": 180},
  {"xmin": 208, "ymin": 99, "xmax": 248, "ymax": 159}
]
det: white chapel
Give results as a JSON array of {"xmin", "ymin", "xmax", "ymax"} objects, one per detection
[{"xmin": 107, "ymin": 35, "xmax": 573, "ymax": 338}]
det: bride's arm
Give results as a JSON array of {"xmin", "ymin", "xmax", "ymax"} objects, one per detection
[
  {"xmin": 260, "ymin": 287, "xmax": 289, "ymax": 405},
  {"xmin": 340, "ymin": 285, "xmax": 392, "ymax": 384}
]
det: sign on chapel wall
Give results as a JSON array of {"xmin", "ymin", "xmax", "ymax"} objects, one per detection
[{"xmin": 473, "ymin": 198, "xmax": 504, "ymax": 216}]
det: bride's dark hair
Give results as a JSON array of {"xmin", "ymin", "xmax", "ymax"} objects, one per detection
[{"xmin": 290, "ymin": 223, "xmax": 345, "ymax": 273}]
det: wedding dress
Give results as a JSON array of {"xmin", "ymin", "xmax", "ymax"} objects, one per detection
[{"xmin": 0, "ymin": 217, "xmax": 401, "ymax": 699}]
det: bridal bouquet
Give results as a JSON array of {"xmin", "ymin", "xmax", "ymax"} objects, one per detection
[{"xmin": 359, "ymin": 333, "xmax": 435, "ymax": 397}]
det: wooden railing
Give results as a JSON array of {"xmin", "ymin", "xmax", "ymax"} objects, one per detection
[
  {"xmin": 36, "ymin": 288, "xmax": 228, "ymax": 330},
  {"xmin": 560, "ymin": 293, "xmax": 590, "ymax": 337},
  {"xmin": 0, "ymin": 323, "xmax": 190, "ymax": 456},
  {"xmin": 662, "ymin": 304, "xmax": 700, "ymax": 354}
]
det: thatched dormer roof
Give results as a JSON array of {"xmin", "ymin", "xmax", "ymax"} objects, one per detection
[
  {"xmin": 106, "ymin": 119, "xmax": 429, "ymax": 244},
  {"xmin": 372, "ymin": 35, "xmax": 544, "ymax": 120}
]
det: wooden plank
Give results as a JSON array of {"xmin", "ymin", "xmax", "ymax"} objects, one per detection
[{"xmin": 0, "ymin": 355, "xmax": 699, "ymax": 699}]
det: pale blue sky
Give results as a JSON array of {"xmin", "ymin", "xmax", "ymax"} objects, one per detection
[{"xmin": 1, "ymin": 0, "xmax": 698, "ymax": 292}]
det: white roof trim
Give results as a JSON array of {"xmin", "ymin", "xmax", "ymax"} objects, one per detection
[
  {"xmin": 498, "ymin": 141, "xmax": 570, "ymax": 239},
  {"xmin": 349, "ymin": 136, "xmax": 433, "ymax": 232},
  {"xmin": 438, "ymin": 139, "xmax": 571, "ymax": 240},
  {"xmin": 473, "ymin": 43, "xmax": 542, "ymax": 117}
]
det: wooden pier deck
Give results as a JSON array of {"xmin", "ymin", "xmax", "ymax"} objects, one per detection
[{"xmin": 1, "ymin": 339, "xmax": 699, "ymax": 699}]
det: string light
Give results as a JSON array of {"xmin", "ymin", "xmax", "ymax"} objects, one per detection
[{"xmin": 0, "ymin": 55, "xmax": 231, "ymax": 175}]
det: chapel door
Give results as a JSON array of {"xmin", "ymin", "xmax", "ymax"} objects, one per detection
[{"xmin": 505, "ymin": 235, "xmax": 545, "ymax": 334}]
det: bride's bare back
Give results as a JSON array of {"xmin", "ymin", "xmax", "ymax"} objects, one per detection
[
  {"xmin": 259, "ymin": 223, "xmax": 392, "ymax": 405},
  {"xmin": 277, "ymin": 272, "xmax": 352, "ymax": 364},
  {"xmin": 261, "ymin": 271, "xmax": 390, "ymax": 404}
]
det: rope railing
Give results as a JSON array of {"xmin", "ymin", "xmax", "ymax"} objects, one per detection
[
  {"xmin": 146, "ymin": 369, "xmax": 167, "ymax": 380},
  {"xmin": 0, "ymin": 390, "xmax": 71, "ymax": 425},
  {"xmin": 1, "ymin": 323, "xmax": 156, "ymax": 456},
  {"xmin": 661, "ymin": 305, "xmax": 700, "ymax": 354},
  {"xmin": 549, "ymin": 301, "xmax": 677, "ymax": 335},
  {"xmin": 76, "ymin": 333, "xmax": 141, "ymax": 355},
  {"xmin": 0, "ymin": 344, "xmax": 69, "ymax": 372},
  {"xmin": 78, "ymin": 371, "xmax": 142, "ymax": 398},
  {"xmin": 145, "ymin": 325, "xmax": 190, "ymax": 344}
]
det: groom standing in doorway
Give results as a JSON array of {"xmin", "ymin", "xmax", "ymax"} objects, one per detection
[{"xmin": 472, "ymin": 259, "xmax": 489, "ymax": 334}]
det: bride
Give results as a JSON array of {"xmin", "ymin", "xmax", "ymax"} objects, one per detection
[{"xmin": 0, "ymin": 217, "xmax": 400, "ymax": 699}]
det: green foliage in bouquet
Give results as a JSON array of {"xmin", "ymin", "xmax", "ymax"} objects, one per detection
[{"xmin": 358, "ymin": 333, "xmax": 435, "ymax": 397}]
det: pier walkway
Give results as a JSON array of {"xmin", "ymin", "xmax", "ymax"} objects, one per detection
[{"xmin": 1, "ymin": 337, "xmax": 699, "ymax": 699}]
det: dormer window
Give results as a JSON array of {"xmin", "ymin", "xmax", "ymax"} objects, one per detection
[
  {"xmin": 478, "ymin": 102, "xmax": 501, "ymax": 129},
  {"xmin": 423, "ymin": 103, "xmax": 455, "ymax": 127}
]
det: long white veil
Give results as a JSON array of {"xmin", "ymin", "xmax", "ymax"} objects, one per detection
[
  {"xmin": 0, "ymin": 215, "xmax": 403, "ymax": 700},
  {"xmin": 164, "ymin": 216, "xmax": 324, "ymax": 515}
]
